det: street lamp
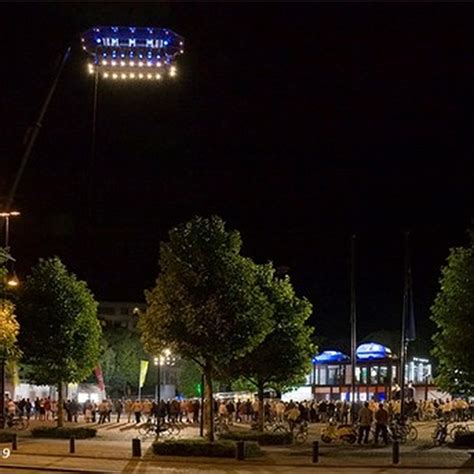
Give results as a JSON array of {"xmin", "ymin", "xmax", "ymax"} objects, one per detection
[
  {"xmin": 0, "ymin": 211, "xmax": 20, "ymax": 288},
  {"xmin": 153, "ymin": 349, "xmax": 176, "ymax": 438}
]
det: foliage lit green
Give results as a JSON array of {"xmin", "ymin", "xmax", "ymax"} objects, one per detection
[
  {"xmin": 139, "ymin": 216, "xmax": 274, "ymax": 440},
  {"xmin": 228, "ymin": 263, "xmax": 314, "ymax": 430},
  {"xmin": 16, "ymin": 257, "xmax": 102, "ymax": 426},
  {"xmin": 98, "ymin": 328, "xmax": 147, "ymax": 397},
  {"xmin": 431, "ymin": 236, "xmax": 474, "ymax": 396},
  {"xmin": 0, "ymin": 248, "xmax": 20, "ymax": 359}
]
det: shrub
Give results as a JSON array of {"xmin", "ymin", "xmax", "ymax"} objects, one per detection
[
  {"xmin": 219, "ymin": 430, "xmax": 293, "ymax": 445},
  {"xmin": 454, "ymin": 432, "xmax": 474, "ymax": 447},
  {"xmin": 0, "ymin": 431, "xmax": 14, "ymax": 442},
  {"xmin": 31, "ymin": 427, "xmax": 97, "ymax": 439},
  {"xmin": 152, "ymin": 439, "xmax": 262, "ymax": 457}
]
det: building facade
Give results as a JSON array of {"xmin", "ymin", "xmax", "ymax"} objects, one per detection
[
  {"xmin": 309, "ymin": 342, "xmax": 434, "ymax": 402},
  {"xmin": 98, "ymin": 301, "xmax": 145, "ymax": 331}
]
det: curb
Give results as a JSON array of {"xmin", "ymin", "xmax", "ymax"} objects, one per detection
[
  {"xmin": 0, "ymin": 463, "xmax": 119, "ymax": 474},
  {"xmin": 7, "ymin": 451, "xmax": 474, "ymax": 470}
]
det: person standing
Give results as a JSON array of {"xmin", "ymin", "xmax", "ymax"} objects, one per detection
[
  {"xmin": 374, "ymin": 403, "xmax": 389, "ymax": 445},
  {"xmin": 125, "ymin": 399, "xmax": 133, "ymax": 423},
  {"xmin": 115, "ymin": 399, "xmax": 123, "ymax": 423},
  {"xmin": 98, "ymin": 400, "xmax": 108, "ymax": 424},
  {"xmin": 357, "ymin": 402, "xmax": 373, "ymax": 444},
  {"xmin": 25, "ymin": 398, "xmax": 32, "ymax": 420},
  {"xmin": 132, "ymin": 399, "xmax": 143, "ymax": 424}
]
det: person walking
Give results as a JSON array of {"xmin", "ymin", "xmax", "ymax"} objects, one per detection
[
  {"xmin": 374, "ymin": 403, "xmax": 389, "ymax": 445},
  {"xmin": 357, "ymin": 402, "xmax": 373, "ymax": 444}
]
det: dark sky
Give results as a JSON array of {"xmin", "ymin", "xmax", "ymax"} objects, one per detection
[{"xmin": 1, "ymin": 3, "xmax": 473, "ymax": 346}]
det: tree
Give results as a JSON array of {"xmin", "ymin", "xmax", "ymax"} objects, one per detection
[
  {"xmin": 0, "ymin": 299, "xmax": 19, "ymax": 358},
  {"xmin": 228, "ymin": 264, "xmax": 314, "ymax": 430},
  {"xmin": 431, "ymin": 235, "xmax": 474, "ymax": 396},
  {"xmin": 139, "ymin": 216, "xmax": 273, "ymax": 440},
  {"xmin": 16, "ymin": 257, "xmax": 102, "ymax": 427},
  {"xmin": 177, "ymin": 358, "xmax": 203, "ymax": 399},
  {"xmin": 97, "ymin": 328, "xmax": 148, "ymax": 398}
]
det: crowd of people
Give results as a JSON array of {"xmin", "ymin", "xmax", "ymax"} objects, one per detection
[{"xmin": 4, "ymin": 395, "xmax": 473, "ymax": 427}]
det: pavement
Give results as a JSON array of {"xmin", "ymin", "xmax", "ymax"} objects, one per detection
[{"xmin": 0, "ymin": 419, "xmax": 473, "ymax": 473}]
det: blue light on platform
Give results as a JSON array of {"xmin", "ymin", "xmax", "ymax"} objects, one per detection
[
  {"xmin": 356, "ymin": 342, "xmax": 392, "ymax": 360},
  {"xmin": 312, "ymin": 351, "xmax": 350, "ymax": 364}
]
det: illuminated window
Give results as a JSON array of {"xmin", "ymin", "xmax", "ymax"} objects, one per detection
[{"xmin": 370, "ymin": 366, "xmax": 379, "ymax": 384}]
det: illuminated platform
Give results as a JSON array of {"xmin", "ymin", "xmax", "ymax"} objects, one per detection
[{"xmin": 81, "ymin": 26, "xmax": 184, "ymax": 80}]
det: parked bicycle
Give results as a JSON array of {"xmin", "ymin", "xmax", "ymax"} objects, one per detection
[
  {"xmin": 321, "ymin": 420, "xmax": 356, "ymax": 444},
  {"xmin": 388, "ymin": 419, "xmax": 418, "ymax": 443},
  {"xmin": 215, "ymin": 416, "xmax": 230, "ymax": 435},
  {"xmin": 448, "ymin": 422, "xmax": 471, "ymax": 441},
  {"xmin": 6, "ymin": 416, "xmax": 28, "ymax": 431},
  {"xmin": 293, "ymin": 420, "xmax": 309, "ymax": 444},
  {"xmin": 138, "ymin": 419, "xmax": 181, "ymax": 440}
]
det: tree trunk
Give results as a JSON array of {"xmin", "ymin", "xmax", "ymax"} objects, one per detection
[
  {"xmin": 257, "ymin": 383, "xmax": 265, "ymax": 432},
  {"xmin": 57, "ymin": 381, "xmax": 64, "ymax": 428},
  {"xmin": 204, "ymin": 363, "xmax": 214, "ymax": 442}
]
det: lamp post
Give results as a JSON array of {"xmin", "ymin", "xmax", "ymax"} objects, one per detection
[
  {"xmin": 153, "ymin": 349, "xmax": 175, "ymax": 438},
  {"xmin": 0, "ymin": 211, "xmax": 20, "ymax": 287}
]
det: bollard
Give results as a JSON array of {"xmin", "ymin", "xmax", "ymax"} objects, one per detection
[
  {"xmin": 312, "ymin": 440, "xmax": 319, "ymax": 463},
  {"xmin": 69, "ymin": 436, "xmax": 75, "ymax": 454},
  {"xmin": 235, "ymin": 440, "xmax": 245, "ymax": 461},
  {"xmin": 12, "ymin": 434, "xmax": 17, "ymax": 451},
  {"xmin": 132, "ymin": 438, "xmax": 142, "ymax": 457},
  {"xmin": 392, "ymin": 440, "xmax": 400, "ymax": 465}
]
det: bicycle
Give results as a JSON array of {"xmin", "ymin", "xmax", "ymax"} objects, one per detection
[
  {"xmin": 6, "ymin": 416, "xmax": 29, "ymax": 431},
  {"xmin": 138, "ymin": 420, "xmax": 178, "ymax": 440},
  {"xmin": 322, "ymin": 420, "xmax": 356, "ymax": 444},
  {"xmin": 388, "ymin": 419, "xmax": 418, "ymax": 443},
  {"xmin": 215, "ymin": 416, "xmax": 230, "ymax": 435},
  {"xmin": 294, "ymin": 420, "xmax": 309, "ymax": 444},
  {"xmin": 449, "ymin": 422, "xmax": 470, "ymax": 441}
]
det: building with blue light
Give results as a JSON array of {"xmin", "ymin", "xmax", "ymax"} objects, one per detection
[{"xmin": 309, "ymin": 342, "xmax": 434, "ymax": 401}]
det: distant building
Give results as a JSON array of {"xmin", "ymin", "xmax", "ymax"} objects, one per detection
[
  {"xmin": 97, "ymin": 301, "xmax": 145, "ymax": 331},
  {"xmin": 308, "ymin": 342, "xmax": 437, "ymax": 402}
]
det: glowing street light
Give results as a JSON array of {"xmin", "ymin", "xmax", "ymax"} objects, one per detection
[
  {"xmin": 153, "ymin": 348, "xmax": 176, "ymax": 438},
  {"xmin": 0, "ymin": 211, "xmax": 20, "ymax": 288}
]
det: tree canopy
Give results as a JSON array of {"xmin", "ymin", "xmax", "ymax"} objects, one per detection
[
  {"xmin": 431, "ymin": 234, "xmax": 474, "ymax": 396},
  {"xmin": 228, "ymin": 264, "xmax": 314, "ymax": 429},
  {"xmin": 98, "ymin": 327, "xmax": 147, "ymax": 398},
  {"xmin": 16, "ymin": 257, "xmax": 102, "ymax": 426},
  {"xmin": 139, "ymin": 216, "xmax": 274, "ymax": 440},
  {"xmin": 0, "ymin": 249, "xmax": 20, "ymax": 359}
]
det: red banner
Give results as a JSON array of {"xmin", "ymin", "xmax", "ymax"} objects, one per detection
[{"xmin": 94, "ymin": 365, "xmax": 105, "ymax": 392}]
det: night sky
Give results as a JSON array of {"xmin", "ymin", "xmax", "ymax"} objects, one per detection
[{"xmin": 1, "ymin": 4, "xmax": 473, "ymax": 348}]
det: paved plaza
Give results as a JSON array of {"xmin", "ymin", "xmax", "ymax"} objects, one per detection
[{"xmin": 1, "ymin": 420, "xmax": 473, "ymax": 473}]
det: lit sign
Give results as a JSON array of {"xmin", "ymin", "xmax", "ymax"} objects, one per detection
[{"xmin": 81, "ymin": 26, "xmax": 184, "ymax": 80}]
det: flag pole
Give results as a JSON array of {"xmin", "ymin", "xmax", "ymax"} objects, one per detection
[
  {"xmin": 350, "ymin": 235, "xmax": 357, "ymax": 406},
  {"xmin": 400, "ymin": 231, "xmax": 410, "ymax": 422}
]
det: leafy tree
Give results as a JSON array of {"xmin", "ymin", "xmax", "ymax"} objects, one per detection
[
  {"xmin": 0, "ymin": 249, "xmax": 20, "ymax": 385},
  {"xmin": 16, "ymin": 257, "xmax": 102, "ymax": 426},
  {"xmin": 228, "ymin": 264, "xmax": 314, "ymax": 430},
  {"xmin": 431, "ymin": 234, "xmax": 474, "ymax": 395},
  {"xmin": 177, "ymin": 358, "xmax": 203, "ymax": 399},
  {"xmin": 139, "ymin": 216, "xmax": 273, "ymax": 440},
  {"xmin": 97, "ymin": 328, "xmax": 148, "ymax": 398}
]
